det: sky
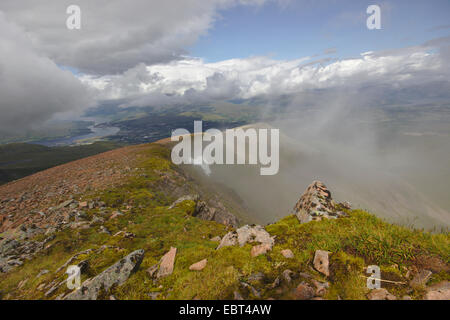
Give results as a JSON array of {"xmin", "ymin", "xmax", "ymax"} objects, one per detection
[
  {"xmin": 191, "ymin": 0, "xmax": 450, "ymax": 62},
  {"xmin": 0, "ymin": 0, "xmax": 449, "ymax": 132}
]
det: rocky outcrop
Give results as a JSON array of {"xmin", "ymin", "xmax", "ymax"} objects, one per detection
[
  {"xmin": 293, "ymin": 181, "xmax": 347, "ymax": 223},
  {"xmin": 217, "ymin": 225, "xmax": 274, "ymax": 250},
  {"xmin": 169, "ymin": 195, "xmax": 238, "ymax": 228},
  {"xmin": 64, "ymin": 249, "xmax": 144, "ymax": 300},
  {"xmin": 0, "ymin": 235, "xmax": 54, "ymax": 273}
]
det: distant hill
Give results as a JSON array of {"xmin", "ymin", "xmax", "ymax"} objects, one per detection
[{"xmin": 0, "ymin": 141, "xmax": 122, "ymax": 185}]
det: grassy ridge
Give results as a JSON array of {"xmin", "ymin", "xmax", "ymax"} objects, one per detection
[{"xmin": 0, "ymin": 143, "xmax": 448, "ymax": 300}]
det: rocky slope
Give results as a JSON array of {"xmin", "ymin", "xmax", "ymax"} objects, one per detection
[{"xmin": 0, "ymin": 142, "xmax": 448, "ymax": 300}]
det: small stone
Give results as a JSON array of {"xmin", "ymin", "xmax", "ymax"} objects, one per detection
[
  {"xmin": 313, "ymin": 250, "xmax": 330, "ymax": 277},
  {"xmin": 17, "ymin": 278, "xmax": 29, "ymax": 289},
  {"xmin": 282, "ymin": 269, "xmax": 295, "ymax": 284},
  {"xmin": 147, "ymin": 292, "xmax": 160, "ymax": 300},
  {"xmin": 189, "ymin": 259, "xmax": 207, "ymax": 271},
  {"xmin": 99, "ymin": 225, "xmax": 111, "ymax": 235},
  {"xmin": 147, "ymin": 264, "xmax": 158, "ymax": 278},
  {"xmin": 251, "ymin": 243, "xmax": 271, "ymax": 257},
  {"xmin": 402, "ymin": 295, "xmax": 412, "ymax": 300},
  {"xmin": 248, "ymin": 272, "xmax": 265, "ymax": 285},
  {"xmin": 311, "ymin": 279, "xmax": 329, "ymax": 297},
  {"xmin": 367, "ymin": 288, "xmax": 397, "ymax": 300},
  {"xmin": 293, "ymin": 283, "xmax": 315, "ymax": 300},
  {"xmin": 233, "ymin": 291, "xmax": 244, "ymax": 300},
  {"xmin": 79, "ymin": 201, "xmax": 88, "ymax": 208},
  {"xmin": 210, "ymin": 236, "xmax": 221, "ymax": 242},
  {"xmin": 281, "ymin": 249, "xmax": 294, "ymax": 259},
  {"xmin": 157, "ymin": 247, "xmax": 177, "ymax": 278},
  {"xmin": 109, "ymin": 211, "xmax": 123, "ymax": 220}
]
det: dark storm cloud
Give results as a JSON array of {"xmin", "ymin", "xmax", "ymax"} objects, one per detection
[
  {"xmin": 0, "ymin": 13, "xmax": 92, "ymax": 133},
  {"xmin": 0, "ymin": 0, "xmax": 267, "ymax": 75}
]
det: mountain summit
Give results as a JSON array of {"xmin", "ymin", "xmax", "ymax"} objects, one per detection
[{"xmin": 0, "ymin": 142, "xmax": 448, "ymax": 300}]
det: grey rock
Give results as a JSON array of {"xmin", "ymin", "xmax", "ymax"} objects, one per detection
[
  {"xmin": 217, "ymin": 225, "xmax": 274, "ymax": 250},
  {"xmin": 99, "ymin": 226, "xmax": 111, "ymax": 235}
]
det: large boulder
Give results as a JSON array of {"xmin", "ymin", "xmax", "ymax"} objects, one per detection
[
  {"xmin": 64, "ymin": 249, "xmax": 144, "ymax": 300},
  {"xmin": 217, "ymin": 225, "xmax": 274, "ymax": 250},
  {"xmin": 293, "ymin": 181, "xmax": 346, "ymax": 223}
]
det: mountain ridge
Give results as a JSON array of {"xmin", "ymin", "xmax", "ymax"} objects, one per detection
[{"xmin": 0, "ymin": 141, "xmax": 448, "ymax": 300}]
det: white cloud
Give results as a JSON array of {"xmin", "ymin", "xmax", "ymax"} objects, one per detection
[
  {"xmin": 81, "ymin": 37, "xmax": 450, "ymax": 107},
  {"xmin": 0, "ymin": 0, "xmax": 270, "ymax": 75}
]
